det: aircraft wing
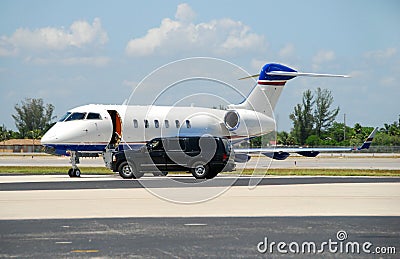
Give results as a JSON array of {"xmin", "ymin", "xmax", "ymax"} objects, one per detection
[{"xmin": 233, "ymin": 127, "xmax": 378, "ymax": 161}]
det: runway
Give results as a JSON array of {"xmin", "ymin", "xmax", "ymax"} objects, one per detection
[
  {"xmin": 1, "ymin": 165, "xmax": 399, "ymax": 257},
  {"xmin": 1, "ymin": 175, "xmax": 400, "ymax": 219},
  {"xmin": 1, "ymin": 217, "xmax": 398, "ymax": 258}
]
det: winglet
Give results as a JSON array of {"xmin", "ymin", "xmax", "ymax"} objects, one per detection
[{"xmin": 358, "ymin": 127, "xmax": 378, "ymax": 150}]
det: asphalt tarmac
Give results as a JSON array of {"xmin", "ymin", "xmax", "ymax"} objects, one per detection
[
  {"xmin": 1, "ymin": 175, "xmax": 400, "ymax": 191},
  {"xmin": 0, "ymin": 217, "xmax": 398, "ymax": 258},
  {"xmin": 1, "ymin": 175, "xmax": 400, "ymax": 219}
]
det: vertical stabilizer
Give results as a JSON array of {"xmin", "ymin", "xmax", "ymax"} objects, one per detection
[
  {"xmin": 230, "ymin": 63, "xmax": 297, "ymax": 117},
  {"xmin": 230, "ymin": 63, "xmax": 348, "ymax": 116}
]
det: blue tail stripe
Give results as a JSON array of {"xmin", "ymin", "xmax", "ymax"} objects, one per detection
[{"xmin": 259, "ymin": 63, "xmax": 297, "ymax": 81}]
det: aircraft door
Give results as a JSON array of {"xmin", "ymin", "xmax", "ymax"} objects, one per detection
[{"xmin": 107, "ymin": 110, "xmax": 122, "ymax": 149}]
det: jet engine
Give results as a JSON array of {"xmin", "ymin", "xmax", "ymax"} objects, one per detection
[
  {"xmin": 224, "ymin": 110, "xmax": 240, "ymax": 131},
  {"xmin": 262, "ymin": 152, "xmax": 290, "ymax": 160}
]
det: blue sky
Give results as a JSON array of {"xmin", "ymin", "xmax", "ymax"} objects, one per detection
[{"xmin": 0, "ymin": 0, "xmax": 399, "ymax": 132}]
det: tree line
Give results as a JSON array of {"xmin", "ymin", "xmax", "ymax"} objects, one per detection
[
  {"xmin": 1, "ymin": 98, "xmax": 55, "ymax": 142},
  {"xmin": 1, "ymin": 96, "xmax": 399, "ymax": 148},
  {"xmin": 251, "ymin": 88, "xmax": 400, "ymax": 147}
]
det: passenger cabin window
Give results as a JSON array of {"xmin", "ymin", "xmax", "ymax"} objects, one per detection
[
  {"xmin": 175, "ymin": 120, "xmax": 180, "ymax": 128},
  {"xmin": 86, "ymin": 113, "xmax": 101, "ymax": 120},
  {"xmin": 154, "ymin": 120, "xmax": 159, "ymax": 128},
  {"xmin": 65, "ymin": 112, "xmax": 86, "ymax": 121},
  {"xmin": 186, "ymin": 120, "xmax": 191, "ymax": 128},
  {"xmin": 164, "ymin": 120, "xmax": 169, "ymax": 128},
  {"xmin": 59, "ymin": 112, "xmax": 71, "ymax": 122},
  {"xmin": 133, "ymin": 119, "xmax": 138, "ymax": 128},
  {"xmin": 144, "ymin": 119, "xmax": 149, "ymax": 128}
]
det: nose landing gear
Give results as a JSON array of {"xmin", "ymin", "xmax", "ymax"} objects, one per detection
[{"xmin": 67, "ymin": 151, "xmax": 81, "ymax": 177}]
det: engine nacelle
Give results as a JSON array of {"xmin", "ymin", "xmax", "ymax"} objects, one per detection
[
  {"xmin": 234, "ymin": 153, "xmax": 251, "ymax": 163},
  {"xmin": 224, "ymin": 110, "xmax": 240, "ymax": 131},
  {"xmin": 297, "ymin": 151, "xmax": 320, "ymax": 157},
  {"xmin": 262, "ymin": 152, "xmax": 290, "ymax": 160}
]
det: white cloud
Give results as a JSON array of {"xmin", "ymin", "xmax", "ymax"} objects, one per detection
[
  {"xmin": 0, "ymin": 18, "xmax": 108, "ymax": 56},
  {"xmin": 364, "ymin": 47, "xmax": 397, "ymax": 60},
  {"xmin": 175, "ymin": 3, "xmax": 196, "ymax": 23},
  {"xmin": 125, "ymin": 4, "xmax": 266, "ymax": 57},
  {"xmin": 312, "ymin": 50, "xmax": 335, "ymax": 70}
]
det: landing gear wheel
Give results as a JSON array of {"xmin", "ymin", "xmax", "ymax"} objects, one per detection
[
  {"xmin": 74, "ymin": 168, "xmax": 81, "ymax": 177},
  {"xmin": 68, "ymin": 151, "xmax": 81, "ymax": 178},
  {"xmin": 68, "ymin": 168, "xmax": 81, "ymax": 177},
  {"xmin": 190, "ymin": 162, "xmax": 210, "ymax": 179}
]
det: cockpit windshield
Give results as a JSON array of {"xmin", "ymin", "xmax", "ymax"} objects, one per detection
[
  {"xmin": 64, "ymin": 112, "xmax": 87, "ymax": 121},
  {"xmin": 86, "ymin": 113, "xmax": 101, "ymax": 120},
  {"xmin": 58, "ymin": 112, "xmax": 71, "ymax": 122},
  {"xmin": 58, "ymin": 111, "xmax": 102, "ymax": 122}
]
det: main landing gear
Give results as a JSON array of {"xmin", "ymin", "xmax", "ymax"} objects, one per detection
[{"xmin": 67, "ymin": 151, "xmax": 81, "ymax": 177}]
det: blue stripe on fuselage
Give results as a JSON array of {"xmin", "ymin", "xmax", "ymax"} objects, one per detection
[{"xmin": 43, "ymin": 143, "xmax": 145, "ymax": 156}]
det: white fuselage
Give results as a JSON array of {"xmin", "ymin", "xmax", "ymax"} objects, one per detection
[{"xmin": 41, "ymin": 104, "xmax": 275, "ymax": 155}]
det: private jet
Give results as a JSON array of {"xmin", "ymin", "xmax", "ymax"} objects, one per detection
[{"xmin": 41, "ymin": 63, "xmax": 378, "ymax": 177}]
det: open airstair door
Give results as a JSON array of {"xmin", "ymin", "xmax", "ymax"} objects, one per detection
[{"xmin": 107, "ymin": 110, "xmax": 122, "ymax": 149}]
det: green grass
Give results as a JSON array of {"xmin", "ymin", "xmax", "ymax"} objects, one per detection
[
  {"xmin": 0, "ymin": 166, "xmax": 113, "ymax": 175},
  {"xmin": 0, "ymin": 166, "xmax": 399, "ymax": 177},
  {"xmin": 227, "ymin": 168, "xmax": 400, "ymax": 177}
]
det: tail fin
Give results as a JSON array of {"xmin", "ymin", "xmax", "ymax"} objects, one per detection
[
  {"xmin": 231, "ymin": 63, "xmax": 349, "ymax": 116},
  {"xmin": 358, "ymin": 127, "xmax": 378, "ymax": 150}
]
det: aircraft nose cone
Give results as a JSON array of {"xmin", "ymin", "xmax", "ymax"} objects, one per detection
[
  {"xmin": 41, "ymin": 126, "xmax": 58, "ymax": 145},
  {"xmin": 40, "ymin": 132, "xmax": 53, "ymax": 145}
]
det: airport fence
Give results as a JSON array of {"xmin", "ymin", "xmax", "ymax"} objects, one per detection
[{"xmin": 365, "ymin": 146, "xmax": 400, "ymax": 153}]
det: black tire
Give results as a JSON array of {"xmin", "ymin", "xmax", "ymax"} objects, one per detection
[
  {"xmin": 207, "ymin": 170, "xmax": 219, "ymax": 179},
  {"xmin": 118, "ymin": 161, "xmax": 144, "ymax": 179},
  {"xmin": 68, "ymin": 168, "xmax": 74, "ymax": 177},
  {"xmin": 118, "ymin": 161, "xmax": 134, "ymax": 179},
  {"xmin": 190, "ymin": 162, "xmax": 210, "ymax": 179},
  {"xmin": 68, "ymin": 168, "xmax": 81, "ymax": 177}
]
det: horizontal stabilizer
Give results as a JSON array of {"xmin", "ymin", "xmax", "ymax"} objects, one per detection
[
  {"xmin": 238, "ymin": 74, "xmax": 260, "ymax": 80},
  {"xmin": 266, "ymin": 71, "xmax": 350, "ymax": 78}
]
